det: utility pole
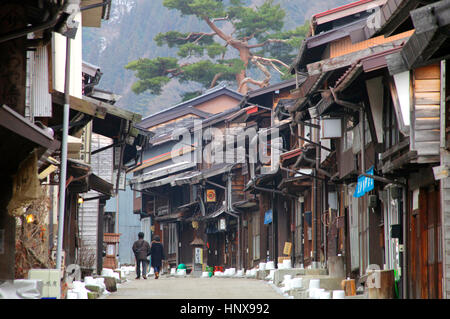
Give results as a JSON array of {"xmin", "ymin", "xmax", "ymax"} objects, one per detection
[{"xmin": 56, "ymin": 35, "xmax": 71, "ymax": 271}]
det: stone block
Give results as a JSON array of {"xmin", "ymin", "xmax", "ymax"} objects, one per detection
[{"xmin": 302, "ymin": 275, "xmax": 343, "ymax": 291}]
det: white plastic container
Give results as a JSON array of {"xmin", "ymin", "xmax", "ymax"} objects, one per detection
[
  {"xmin": 310, "ymin": 288, "xmax": 324, "ymax": 299},
  {"xmin": 84, "ymin": 276, "xmax": 96, "ymax": 285},
  {"xmin": 101, "ymin": 269, "xmax": 114, "ymax": 277},
  {"xmin": 170, "ymin": 268, "xmax": 176, "ymax": 276},
  {"xmin": 259, "ymin": 262, "xmax": 266, "ymax": 270},
  {"xmin": 332, "ymin": 290, "xmax": 345, "ymax": 299},
  {"xmin": 67, "ymin": 291, "xmax": 78, "ymax": 299},
  {"xmin": 266, "ymin": 261, "xmax": 275, "ymax": 270},
  {"xmin": 176, "ymin": 269, "xmax": 186, "ymax": 276},
  {"xmin": 282, "ymin": 259, "xmax": 292, "ymax": 269},
  {"xmin": 319, "ymin": 291, "xmax": 331, "ymax": 299}
]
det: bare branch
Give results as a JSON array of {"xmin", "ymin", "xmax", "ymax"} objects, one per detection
[
  {"xmin": 251, "ymin": 55, "xmax": 290, "ymax": 69},
  {"xmin": 211, "ymin": 15, "xmax": 229, "ymax": 23},
  {"xmin": 238, "ymin": 56, "xmax": 272, "ymax": 91}
]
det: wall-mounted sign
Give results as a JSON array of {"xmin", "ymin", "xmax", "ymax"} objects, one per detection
[
  {"xmin": 433, "ymin": 165, "xmax": 449, "ymax": 180},
  {"xmin": 206, "ymin": 189, "xmax": 216, "ymax": 202},
  {"xmin": 264, "ymin": 210, "xmax": 273, "ymax": 224},
  {"xmin": 353, "ymin": 166, "xmax": 374, "ymax": 198}
]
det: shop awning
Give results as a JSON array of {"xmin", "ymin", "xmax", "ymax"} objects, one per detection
[
  {"xmin": 204, "ymin": 206, "xmax": 226, "ymax": 220},
  {"xmin": 130, "ymin": 161, "xmax": 197, "ymax": 188},
  {"xmin": 154, "ymin": 212, "xmax": 184, "ymax": 223}
]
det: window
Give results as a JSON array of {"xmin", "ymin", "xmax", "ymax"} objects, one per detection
[
  {"xmin": 168, "ymin": 223, "xmax": 177, "ymax": 255},
  {"xmin": 383, "ymin": 91, "xmax": 400, "ymax": 150}
]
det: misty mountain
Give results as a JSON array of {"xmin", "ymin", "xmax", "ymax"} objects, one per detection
[{"xmin": 82, "ymin": 0, "xmax": 351, "ymax": 117}]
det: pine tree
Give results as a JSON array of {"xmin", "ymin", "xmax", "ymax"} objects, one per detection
[{"xmin": 125, "ymin": 0, "xmax": 308, "ymax": 97}]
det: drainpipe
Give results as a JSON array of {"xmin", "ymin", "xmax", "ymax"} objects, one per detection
[
  {"xmin": 313, "ymin": 117, "xmax": 319, "ymax": 266},
  {"xmin": 226, "ymin": 167, "xmax": 241, "ymax": 270},
  {"xmin": 56, "ymin": 35, "xmax": 71, "ymax": 271}
]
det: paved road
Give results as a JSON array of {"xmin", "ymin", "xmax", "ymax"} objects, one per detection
[{"xmin": 105, "ymin": 273, "xmax": 286, "ymax": 299}]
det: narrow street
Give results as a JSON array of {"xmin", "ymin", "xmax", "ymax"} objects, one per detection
[{"xmin": 105, "ymin": 274, "xmax": 286, "ymax": 299}]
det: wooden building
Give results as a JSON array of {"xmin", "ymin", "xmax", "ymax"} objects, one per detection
[{"xmin": 287, "ymin": 0, "xmax": 450, "ymax": 299}]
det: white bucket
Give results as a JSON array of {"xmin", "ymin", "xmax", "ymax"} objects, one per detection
[
  {"xmin": 332, "ymin": 290, "xmax": 345, "ymax": 299},
  {"xmin": 177, "ymin": 269, "xmax": 186, "ymax": 276},
  {"xmin": 291, "ymin": 278, "xmax": 303, "ymax": 289},
  {"xmin": 310, "ymin": 288, "xmax": 324, "ymax": 299},
  {"xmin": 319, "ymin": 291, "xmax": 331, "ymax": 299},
  {"xmin": 72, "ymin": 281, "xmax": 84, "ymax": 290},
  {"xmin": 84, "ymin": 276, "xmax": 96, "ymax": 285},
  {"xmin": 259, "ymin": 263, "xmax": 266, "ymax": 270},
  {"xmin": 309, "ymin": 279, "xmax": 320, "ymax": 289},
  {"xmin": 266, "ymin": 261, "xmax": 275, "ymax": 270},
  {"xmin": 170, "ymin": 268, "xmax": 176, "ymax": 275},
  {"xmin": 101, "ymin": 269, "xmax": 114, "ymax": 277},
  {"xmin": 283, "ymin": 259, "xmax": 292, "ymax": 269},
  {"xmin": 201, "ymin": 272, "xmax": 210, "ymax": 278}
]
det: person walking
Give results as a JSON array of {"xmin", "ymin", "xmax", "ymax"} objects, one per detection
[
  {"xmin": 150, "ymin": 235, "xmax": 165, "ymax": 279},
  {"xmin": 132, "ymin": 232, "xmax": 151, "ymax": 279}
]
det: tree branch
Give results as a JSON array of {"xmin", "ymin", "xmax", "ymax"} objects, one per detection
[
  {"xmin": 211, "ymin": 15, "xmax": 229, "ymax": 23},
  {"xmin": 247, "ymin": 38, "xmax": 289, "ymax": 49},
  {"xmin": 203, "ymin": 17, "xmax": 232, "ymax": 43},
  {"xmin": 210, "ymin": 72, "xmax": 223, "ymax": 88},
  {"xmin": 251, "ymin": 55, "xmax": 290, "ymax": 69},
  {"xmin": 238, "ymin": 56, "xmax": 272, "ymax": 91}
]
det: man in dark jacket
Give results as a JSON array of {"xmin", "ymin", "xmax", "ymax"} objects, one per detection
[
  {"xmin": 132, "ymin": 232, "xmax": 151, "ymax": 279},
  {"xmin": 150, "ymin": 235, "xmax": 165, "ymax": 279}
]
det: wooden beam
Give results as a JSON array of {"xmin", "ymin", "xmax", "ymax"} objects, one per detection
[
  {"xmin": 52, "ymin": 90, "xmax": 107, "ymax": 119},
  {"xmin": 381, "ymin": 150, "xmax": 418, "ymax": 174},
  {"xmin": 380, "ymin": 138, "xmax": 410, "ymax": 161}
]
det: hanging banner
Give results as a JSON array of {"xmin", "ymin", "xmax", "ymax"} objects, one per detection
[
  {"xmin": 353, "ymin": 166, "xmax": 374, "ymax": 198},
  {"xmin": 264, "ymin": 210, "xmax": 273, "ymax": 224}
]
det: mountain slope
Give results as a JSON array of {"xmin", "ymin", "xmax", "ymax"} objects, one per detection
[{"xmin": 82, "ymin": 0, "xmax": 351, "ymax": 116}]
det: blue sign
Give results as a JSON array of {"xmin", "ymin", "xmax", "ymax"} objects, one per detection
[
  {"xmin": 264, "ymin": 210, "xmax": 273, "ymax": 224},
  {"xmin": 353, "ymin": 166, "xmax": 375, "ymax": 198}
]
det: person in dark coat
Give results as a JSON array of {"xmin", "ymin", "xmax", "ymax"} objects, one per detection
[
  {"xmin": 150, "ymin": 235, "xmax": 165, "ymax": 279},
  {"xmin": 132, "ymin": 232, "xmax": 151, "ymax": 279}
]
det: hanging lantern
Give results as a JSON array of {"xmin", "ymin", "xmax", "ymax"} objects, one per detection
[{"xmin": 26, "ymin": 213, "xmax": 35, "ymax": 224}]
